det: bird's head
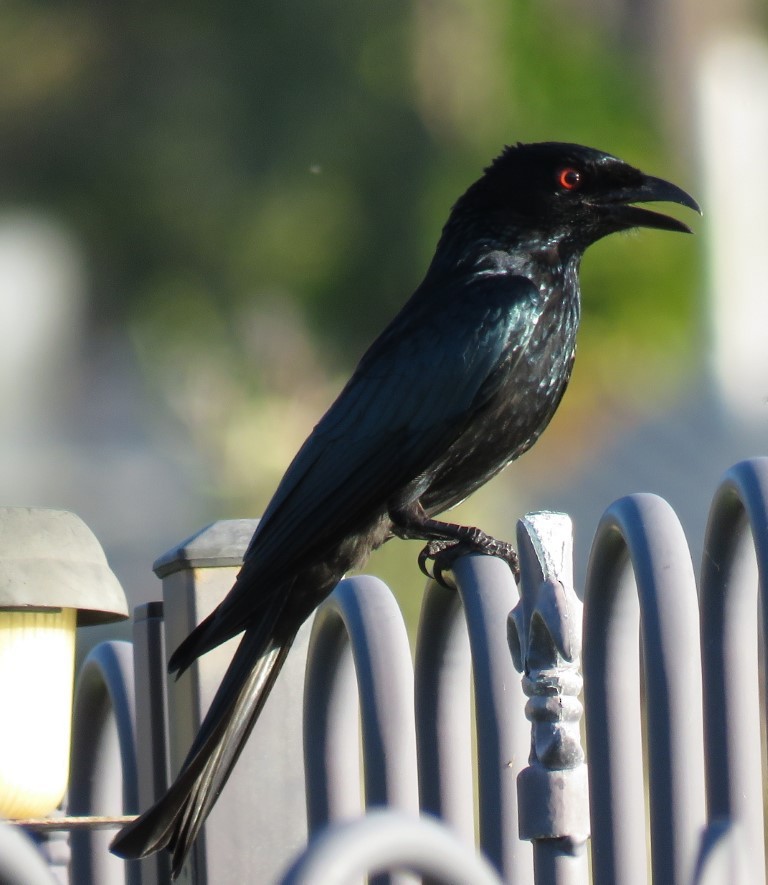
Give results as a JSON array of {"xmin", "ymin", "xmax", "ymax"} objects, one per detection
[{"xmin": 456, "ymin": 141, "xmax": 700, "ymax": 250}]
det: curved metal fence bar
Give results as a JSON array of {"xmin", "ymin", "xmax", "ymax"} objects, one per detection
[
  {"xmin": 445, "ymin": 553, "xmax": 533, "ymax": 883},
  {"xmin": 691, "ymin": 819, "xmax": 752, "ymax": 885},
  {"xmin": 68, "ymin": 639, "xmax": 138, "ymax": 885},
  {"xmin": 303, "ymin": 575, "xmax": 419, "ymax": 835},
  {"xmin": 303, "ymin": 602, "xmax": 361, "ymax": 829},
  {"xmin": 699, "ymin": 456, "xmax": 768, "ymax": 885},
  {"xmin": 583, "ymin": 493, "xmax": 706, "ymax": 885},
  {"xmin": 414, "ymin": 577, "xmax": 474, "ymax": 847},
  {"xmin": 280, "ymin": 809, "xmax": 504, "ymax": 885},
  {"xmin": 0, "ymin": 819, "xmax": 59, "ymax": 885}
]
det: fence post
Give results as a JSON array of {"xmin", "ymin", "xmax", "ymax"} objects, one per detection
[
  {"xmin": 509, "ymin": 511, "xmax": 589, "ymax": 885},
  {"xmin": 153, "ymin": 519, "xmax": 312, "ymax": 885}
]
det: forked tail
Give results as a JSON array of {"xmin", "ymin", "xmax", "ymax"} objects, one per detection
[{"xmin": 111, "ymin": 624, "xmax": 294, "ymax": 878}]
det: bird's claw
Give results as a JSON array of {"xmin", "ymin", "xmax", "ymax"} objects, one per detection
[
  {"xmin": 418, "ymin": 539, "xmax": 459, "ymax": 586},
  {"xmin": 418, "ymin": 538, "xmax": 520, "ymax": 587}
]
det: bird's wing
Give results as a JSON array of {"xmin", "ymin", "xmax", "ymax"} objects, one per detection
[{"xmin": 217, "ymin": 274, "xmax": 543, "ymax": 625}]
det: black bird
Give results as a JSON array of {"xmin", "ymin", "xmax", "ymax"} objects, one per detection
[{"xmin": 112, "ymin": 142, "xmax": 698, "ymax": 875}]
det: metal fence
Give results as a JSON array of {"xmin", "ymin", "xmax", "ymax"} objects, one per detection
[{"xmin": 5, "ymin": 457, "xmax": 768, "ymax": 884}]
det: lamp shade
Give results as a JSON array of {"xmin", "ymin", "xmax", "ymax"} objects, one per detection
[
  {"xmin": 0, "ymin": 507, "xmax": 128, "ymax": 625},
  {"xmin": 0, "ymin": 507, "xmax": 128, "ymax": 818}
]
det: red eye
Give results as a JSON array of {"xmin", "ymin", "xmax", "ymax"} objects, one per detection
[{"xmin": 558, "ymin": 168, "xmax": 582, "ymax": 190}]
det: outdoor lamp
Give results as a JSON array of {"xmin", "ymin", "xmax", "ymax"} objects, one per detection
[{"xmin": 0, "ymin": 507, "xmax": 128, "ymax": 819}]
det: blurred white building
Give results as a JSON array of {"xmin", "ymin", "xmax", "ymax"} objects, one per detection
[{"xmin": 0, "ymin": 213, "xmax": 208, "ymax": 633}]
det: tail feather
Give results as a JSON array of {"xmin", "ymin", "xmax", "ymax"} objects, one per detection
[
  {"xmin": 111, "ymin": 619, "xmax": 294, "ymax": 878},
  {"xmin": 168, "ymin": 562, "xmax": 281, "ymax": 678},
  {"xmin": 168, "ymin": 641, "xmax": 293, "ymax": 876},
  {"xmin": 168, "ymin": 588, "xmax": 256, "ymax": 677},
  {"xmin": 166, "ymin": 607, "xmax": 219, "ymax": 677}
]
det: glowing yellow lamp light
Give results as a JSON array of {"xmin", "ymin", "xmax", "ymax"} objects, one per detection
[
  {"xmin": 0, "ymin": 507, "xmax": 128, "ymax": 820},
  {"xmin": 0, "ymin": 607, "xmax": 76, "ymax": 817}
]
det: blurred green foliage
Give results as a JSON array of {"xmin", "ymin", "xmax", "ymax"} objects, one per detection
[{"xmin": 0, "ymin": 1, "xmax": 700, "ymax": 614}]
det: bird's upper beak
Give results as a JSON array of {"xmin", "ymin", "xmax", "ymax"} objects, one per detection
[{"xmin": 597, "ymin": 174, "xmax": 701, "ymax": 234}]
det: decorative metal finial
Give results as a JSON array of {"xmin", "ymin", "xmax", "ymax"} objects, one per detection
[{"xmin": 508, "ymin": 511, "xmax": 589, "ymax": 855}]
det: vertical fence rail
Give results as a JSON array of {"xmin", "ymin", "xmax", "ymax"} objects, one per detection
[
  {"xmin": 698, "ymin": 457, "xmax": 768, "ymax": 885},
  {"xmin": 131, "ymin": 602, "xmax": 171, "ymax": 885},
  {"xmin": 582, "ymin": 493, "xmax": 707, "ymax": 885}
]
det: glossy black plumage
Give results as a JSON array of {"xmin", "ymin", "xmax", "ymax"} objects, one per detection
[{"xmin": 111, "ymin": 142, "xmax": 699, "ymax": 876}]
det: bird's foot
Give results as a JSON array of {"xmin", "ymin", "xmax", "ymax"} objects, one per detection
[{"xmin": 418, "ymin": 537, "xmax": 520, "ymax": 587}]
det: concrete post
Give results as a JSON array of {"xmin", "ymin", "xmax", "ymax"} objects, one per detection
[{"xmin": 153, "ymin": 520, "xmax": 311, "ymax": 885}]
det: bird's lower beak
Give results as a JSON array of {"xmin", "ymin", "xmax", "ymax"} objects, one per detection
[{"xmin": 599, "ymin": 175, "xmax": 701, "ymax": 234}]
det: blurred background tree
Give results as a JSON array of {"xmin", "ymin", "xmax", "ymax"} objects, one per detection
[{"xmin": 0, "ymin": 0, "xmax": 701, "ymax": 620}]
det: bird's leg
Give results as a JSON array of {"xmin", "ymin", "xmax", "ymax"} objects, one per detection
[{"xmin": 389, "ymin": 501, "xmax": 519, "ymax": 585}]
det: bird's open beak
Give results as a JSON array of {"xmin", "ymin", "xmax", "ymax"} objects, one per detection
[{"xmin": 599, "ymin": 175, "xmax": 701, "ymax": 234}]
